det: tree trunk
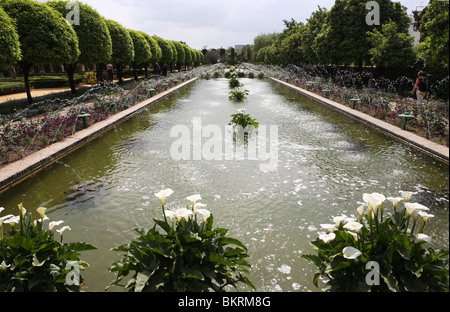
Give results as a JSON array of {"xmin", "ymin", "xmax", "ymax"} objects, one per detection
[
  {"xmin": 117, "ymin": 64, "xmax": 123, "ymax": 84},
  {"xmin": 65, "ymin": 63, "xmax": 77, "ymax": 94},
  {"xmin": 133, "ymin": 62, "xmax": 138, "ymax": 80},
  {"xmin": 21, "ymin": 62, "xmax": 33, "ymax": 105},
  {"xmin": 96, "ymin": 63, "xmax": 104, "ymax": 82}
]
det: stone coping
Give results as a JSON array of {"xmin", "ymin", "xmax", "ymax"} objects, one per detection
[
  {"xmin": 0, "ymin": 77, "xmax": 199, "ymax": 194},
  {"xmin": 270, "ymin": 77, "xmax": 449, "ymax": 165}
]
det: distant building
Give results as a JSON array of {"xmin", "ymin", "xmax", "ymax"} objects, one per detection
[{"xmin": 234, "ymin": 45, "xmax": 247, "ymax": 51}]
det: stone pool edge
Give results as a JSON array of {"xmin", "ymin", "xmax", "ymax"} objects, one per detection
[
  {"xmin": 270, "ymin": 77, "xmax": 449, "ymax": 165},
  {"xmin": 0, "ymin": 77, "xmax": 199, "ymax": 194}
]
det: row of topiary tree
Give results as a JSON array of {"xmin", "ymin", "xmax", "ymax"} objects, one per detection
[{"xmin": 0, "ymin": 0, "xmax": 204, "ymax": 104}]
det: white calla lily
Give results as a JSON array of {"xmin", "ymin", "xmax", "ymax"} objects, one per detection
[
  {"xmin": 319, "ymin": 233, "xmax": 336, "ymax": 244},
  {"xmin": 404, "ymin": 202, "xmax": 429, "ymax": 216},
  {"xmin": 399, "ymin": 191, "xmax": 417, "ymax": 202},
  {"xmin": 195, "ymin": 209, "xmax": 211, "ymax": 222},
  {"xmin": 417, "ymin": 211, "xmax": 434, "ymax": 222},
  {"xmin": 49, "ymin": 220, "xmax": 65, "ymax": 231},
  {"xmin": 36, "ymin": 207, "xmax": 47, "ymax": 220},
  {"xmin": 154, "ymin": 189, "xmax": 174, "ymax": 206},
  {"xmin": 343, "ymin": 222, "xmax": 363, "ymax": 233},
  {"xmin": 56, "ymin": 226, "xmax": 71, "ymax": 236},
  {"xmin": 164, "ymin": 210, "xmax": 176, "ymax": 223},
  {"xmin": 186, "ymin": 194, "xmax": 202, "ymax": 207},
  {"xmin": 320, "ymin": 224, "xmax": 337, "ymax": 232},
  {"xmin": 342, "ymin": 247, "xmax": 362, "ymax": 260},
  {"xmin": 387, "ymin": 197, "xmax": 403, "ymax": 209},
  {"xmin": 333, "ymin": 215, "xmax": 347, "ymax": 226},
  {"xmin": 363, "ymin": 193, "xmax": 386, "ymax": 215},
  {"xmin": 415, "ymin": 234, "xmax": 432, "ymax": 244},
  {"xmin": 175, "ymin": 208, "xmax": 193, "ymax": 222}
]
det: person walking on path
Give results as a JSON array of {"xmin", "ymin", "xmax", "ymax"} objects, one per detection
[
  {"xmin": 107, "ymin": 64, "xmax": 114, "ymax": 82},
  {"xmin": 411, "ymin": 70, "xmax": 430, "ymax": 105}
]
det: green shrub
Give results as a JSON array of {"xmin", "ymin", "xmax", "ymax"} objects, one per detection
[
  {"xmin": 0, "ymin": 204, "xmax": 96, "ymax": 292},
  {"xmin": 228, "ymin": 77, "xmax": 242, "ymax": 89},
  {"xmin": 228, "ymin": 88, "xmax": 249, "ymax": 102},
  {"xmin": 229, "ymin": 108, "xmax": 259, "ymax": 129},
  {"xmin": 302, "ymin": 192, "xmax": 449, "ymax": 292},
  {"xmin": 107, "ymin": 190, "xmax": 254, "ymax": 292}
]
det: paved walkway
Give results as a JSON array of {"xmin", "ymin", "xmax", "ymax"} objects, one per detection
[
  {"xmin": 271, "ymin": 78, "xmax": 449, "ymax": 164},
  {"xmin": 0, "ymin": 77, "xmax": 143, "ymax": 105}
]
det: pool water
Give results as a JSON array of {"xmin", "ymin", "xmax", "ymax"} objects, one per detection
[{"xmin": 1, "ymin": 78, "xmax": 448, "ymax": 292}]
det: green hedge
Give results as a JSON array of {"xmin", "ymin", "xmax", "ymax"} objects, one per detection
[{"xmin": 0, "ymin": 74, "xmax": 83, "ymax": 96}]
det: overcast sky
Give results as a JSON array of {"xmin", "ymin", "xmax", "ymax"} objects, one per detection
[{"xmin": 40, "ymin": 0, "xmax": 430, "ymax": 50}]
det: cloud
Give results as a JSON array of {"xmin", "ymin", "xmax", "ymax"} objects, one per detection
[{"xmin": 37, "ymin": 0, "xmax": 427, "ymax": 49}]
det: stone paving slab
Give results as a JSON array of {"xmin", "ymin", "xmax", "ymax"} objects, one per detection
[
  {"xmin": 0, "ymin": 77, "xmax": 199, "ymax": 194},
  {"xmin": 271, "ymin": 77, "xmax": 449, "ymax": 164}
]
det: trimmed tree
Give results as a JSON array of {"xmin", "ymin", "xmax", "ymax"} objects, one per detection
[
  {"xmin": 171, "ymin": 41, "xmax": 185, "ymax": 72},
  {"xmin": 167, "ymin": 41, "xmax": 178, "ymax": 72},
  {"xmin": 128, "ymin": 29, "xmax": 152, "ymax": 81},
  {"xmin": 153, "ymin": 36, "xmax": 174, "ymax": 69},
  {"xmin": 139, "ymin": 31, "xmax": 161, "ymax": 77},
  {"xmin": 1, "ymin": 0, "xmax": 80, "ymax": 104},
  {"xmin": 47, "ymin": 0, "xmax": 112, "ymax": 92},
  {"xmin": 183, "ymin": 44, "xmax": 192, "ymax": 70},
  {"xmin": 105, "ymin": 19, "xmax": 134, "ymax": 84},
  {"xmin": 0, "ymin": 6, "xmax": 21, "ymax": 68}
]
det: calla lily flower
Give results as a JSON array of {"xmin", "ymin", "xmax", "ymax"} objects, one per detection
[
  {"xmin": 400, "ymin": 191, "xmax": 417, "ymax": 202},
  {"xmin": 36, "ymin": 207, "xmax": 47, "ymax": 220},
  {"xmin": 4, "ymin": 216, "xmax": 20, "ymax": 226},
  {"xmin": 320, "ymin": 224, "xmax": 337, "ymax": 232},
  {"xmin": 343, "ymin": 247, "xmax": 362, "ymax": 259},
  {"xmin": 348, "ymin": 231, "xmax": 358, "ymax": 242},
  {"xmin": 319, "ymin": 233, "xmax": 336, "ymax": 244},
  {"xmin": 33, "ymin": 216, "xmax": 50, "ymax": 227},
  {"xmin": 363, "ymin": 193, "xmax": 386, "ymax": 214},
  {"xmin": 333, "ymin": 215, "xmax": 347, "ymax": 226},
  {"xmin": 417, "ymin": 211, "xmax": 434, "ymax": 222},
  {"xmin": 194, "ymin": 203, "xmax": 207, "ymax": 210},
  {"xmin": 56, "ymin": 226, "xmax": 71, "ymax": 236},
  {"xmin": 387, "ymin": 197, "xmax": 403, "ymax": 209},
  {"xmin": 357, "ymin": 205, "xmax": 365, "ymax": 217},
  {"xmin": 164, "ymin": 210, "xmax": 176, "ymax": 223},
  {"xmin": 0, "ymin": 207, "xmax": 4, "ymax": 214},
  {"xmin": 195, "ymin": 209, "xmax": 211, "ymax": 222},
  {"xmin": 155, "ymin": 189, "xmax": 174, "ymax": 206},
  {"xmin": 18, "ymin": 203, "xmax": 25, "ymax": 216},
  {"xmin": 175, "ymin": 208, "xmax": 193, "ymax": 222},
  {"xmin": 415, "ymin": 234, "xmax": 432, "ymax": 244},
  {"xmin": 49, "ymin": 220, "xmax": 65, "ymax": 231},
  {"xmin": 186, "ymin": 194, "xmax": 202, "ymax": 206},
  {"xmin": 404, "ymin": 202, "xmax": 429, "ymax": 216},
  {"xmin": 0, "ymin": 261, "xmax": 11, "ymax": 272},
  {"xmin": 0, "ymin": 214, "xmax": 14, "ymax": 225},
  {"xmin": 343, "ymin": 222, "xmax": 363, "ymax": 233}
]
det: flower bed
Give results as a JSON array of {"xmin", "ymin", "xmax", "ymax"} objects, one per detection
[{"xmin": 243, "ymin": 63, "xmax": 449, "ymax": 147}]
